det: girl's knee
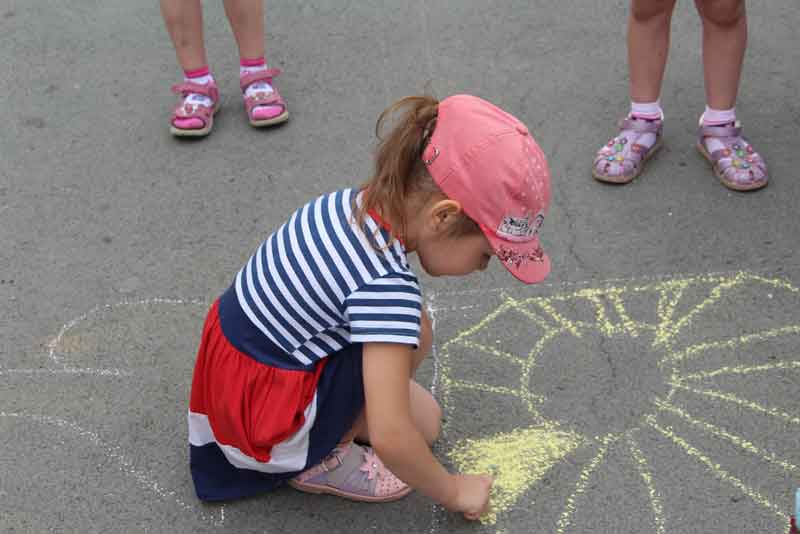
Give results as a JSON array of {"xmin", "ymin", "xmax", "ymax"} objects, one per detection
[
  {"xmin": 631, "ymin": 0, "xmax": 677, "ymax": 22},
  {"xmin": 425, "ymin": 398, "xmax": 443, "ymax": 445},
  {"xmin": 696, "ymin": 0, "xmax": 745, "ymax": 28},
  {"xmin": 411, "ymin": 381, "xmax": 442, "ymax": 445}
]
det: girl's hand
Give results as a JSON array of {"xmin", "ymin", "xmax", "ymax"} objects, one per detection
[{"xmin": 448, "ymin": 473, "xmax": 493, "ymax": 520}]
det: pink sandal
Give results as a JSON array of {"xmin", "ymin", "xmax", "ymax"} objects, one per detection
[
  {"xmin": 240, "ymin": 68, "xmax": 289, "ymax": 127},
  {"xmin": 169, "ymin": 81, "xmax": 220, "ymax": 137},
  {"xmin": 592, "ymin": 117, "xmax": 664, "ymax": 184},
  {"xmin": 288, "ymin": 442, "xmax": 411, "ymax": 503},
  {"xmin": 696, "ymin": 120, "xmax": 768, "ymax": 191}
]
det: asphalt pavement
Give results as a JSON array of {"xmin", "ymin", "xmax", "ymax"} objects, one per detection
[{"xmin": 1, "ymin": 1, "xmax": 799, "ymax": 533}]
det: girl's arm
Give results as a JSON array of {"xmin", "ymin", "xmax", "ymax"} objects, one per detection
[{"xmin": 362, "ymin": 341, "xmax": 492, "ymax": 517}]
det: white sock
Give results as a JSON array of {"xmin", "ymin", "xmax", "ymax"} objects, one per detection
[
  {"xmin": 625, "ymin": 100, "xmax": 662, "ymax": 149},
  {"xmin": 630, "ymin": 100, "xmax": 663, "ymax": 121},
  {"xmin": 240, "ymin": 63, "xmax": 274, "ymax": 100},
  {"xmin": 702, "ymin": 105, "xmax": 736, "ymax": 125},
  {"xmin": 183, "ymin": 72, "xmax": 214, "ymax": 108},
  {"xmin": 701, "ymin": 106, "xmax": 737, "ymax": 152}
]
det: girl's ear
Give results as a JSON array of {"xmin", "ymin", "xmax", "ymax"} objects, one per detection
[{"xmin": 428, "ymin": 199, "xmax": 463, "ymax": 232}]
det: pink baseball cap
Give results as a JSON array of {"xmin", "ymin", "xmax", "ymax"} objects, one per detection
[{"xmin": 421, "ymin": 94, "xmax": 551, "ymax": 284}]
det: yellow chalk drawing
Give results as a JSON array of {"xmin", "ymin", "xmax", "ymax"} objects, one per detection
[
  {"xmin": 450, "ymin": 426, "xmax": 582, "ymax": 525},
  {"xmin": 669, "ymin": 381, "xmax": 800, "ymax": 425},
  {"xmin": 653, "ymin": 271, "xmax": 747, "ymax": 348},
  {"xmin": 554, "ymin": 433, "xmax": 620, "ymax": 534},
  {"xmin": 680, "ymin": 360, "xmax": 800, "ymax": 382},
  {"xmin": 627, "ymin": 434, "xmax": 666, "ymax": 534},
  {"xmin": 666, "ymin": 324, "xmax": 800, "ymax": 364},
  {"xmin": 646, "ymin": 416, "xmax": 789, "ymax": 521},
  {"xmin": 436, "ymin": 271, "xmax": 800, "ymax": 533},
  {"xmin": 654, "ymin": 398, "xmax": 799, "ymax": 475}
]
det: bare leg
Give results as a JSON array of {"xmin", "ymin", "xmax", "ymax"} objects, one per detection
[
  {"xmin": 695, "ymin": 0, "xmax": 747, "ymax": 109},
  {"xmin": 694, "ymin": 0, "xmax": 765, "ymax": 190},
  {"xmin": 160, "ymin": 0, "xmax": 208, "ymax": 71},
  {"xmin": 593, "ymin": 0, "xmax": 676, "ymax": 182},
  {"xmin": 348, "ymin": 380, "xmax": 442, "ymax": 446},
  {"xmin": 223, "ymin": 0, "xmax": 266, "ymax": 60},
  {"xmin": 628, "ymin": 0, "xmax": 677, "ymax": 103}
]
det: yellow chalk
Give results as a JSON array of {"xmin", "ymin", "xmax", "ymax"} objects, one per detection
[{"xmin": 449, "ymin": 425, "xmax": 583, "ymax": 524}]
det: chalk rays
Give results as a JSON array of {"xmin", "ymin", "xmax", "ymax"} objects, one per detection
[{"xmin": 434, "ymin": 271, "xmax": 800, "ymax": 531}]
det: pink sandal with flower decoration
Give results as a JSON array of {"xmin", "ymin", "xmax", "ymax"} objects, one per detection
[
  {"xmin": 696, "ymin": 120, "xmax": 768, "ymax": 191},
  {"xmin": 240, "ymin": 68, "xmax": 289, "ymax": 127},
  {"xmin": 592, "ymin": 117, "xmax": 664, "ymax": 184},
  {"xmin": 288, "ymin": 442, "xmax": 411, "ymax": 503},
  {"xmin": 169, "ymin": 81, "xmax": 220, "ymax": 137}
]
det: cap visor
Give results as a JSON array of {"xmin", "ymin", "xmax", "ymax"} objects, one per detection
[{"xmin": 486, "ymin": 233, "xmax": 551, "ymax": 284}]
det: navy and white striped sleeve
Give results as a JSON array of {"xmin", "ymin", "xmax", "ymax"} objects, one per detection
[{"xmin": 344, "ymin": 273, "xmax": 422, "ymax": 346}]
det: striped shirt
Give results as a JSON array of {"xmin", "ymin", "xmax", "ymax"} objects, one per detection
[{"xmin": 218, "ymin": 188, "xmax": 422, "ymax": 368}]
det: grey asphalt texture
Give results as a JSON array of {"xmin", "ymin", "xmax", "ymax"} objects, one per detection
[{"xmin": 1, "ymin": 1, "xmax": 799, "ymax": 533}]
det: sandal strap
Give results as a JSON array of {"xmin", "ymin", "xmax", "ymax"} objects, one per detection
[
  {"xmin": 245, "ymin": 91, "xmax": 283, "ymax": 107},
  {"xmin": 699, "ymin": 122, "xmax": 742, "ymax": 138},
  {"xmin": 618, "ymin": 117, "xmax": 662, "ymax": 133},
  {"xmin": 171, "ymin": 81, "xmax": 219, "ymax": 100},
  {"xmin": 240, "ymin": 68, "xmax": 282, "ymax": 92},
  {"xmin": 174, "ymin": 101, "xmax": 214, "ymax": 117},
  {"xmin": 324, "ymin": 443, "xmax": 374, "ymax": 493}
]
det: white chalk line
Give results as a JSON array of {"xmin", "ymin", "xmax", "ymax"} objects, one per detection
[
  {"xmin": 0, "ymin": 367, "xmax": 133, "ymax": 377},
  {"xmin": 9, "ymin": 297, "xmax": 225, "ymax": 525},
  {"xmin": 0, "ymin": 412, "xmax": 225, "ymax": 526},
  {"xmin": 31, "ymin": 274, "xmax": 798, "ymax": 530},
  {"xmin": 47, "ymin": 297, "xmax": 207, "ymax": 365},
  {"xmin": 426, "ymin": 292, "xmax": 451, "ymax": 534},
  {"xmin": 4, "ymin": 297, "xmax": 203, "ymax": 378}
]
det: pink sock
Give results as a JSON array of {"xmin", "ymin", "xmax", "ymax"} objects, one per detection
[
  {"xmin": 184, "ymin": 65, "xmax": 212, "ymax": 82},
  {"xmin": 174, "ymin": 66, "xmax": 214, "ymax": 129},
  {"xmin": 240, "ymin": 57, "xmax": 267, "ymax": 76},
  {"xmin": 240, "ymin": 57, "xmax": 283, "ymax": 120}
]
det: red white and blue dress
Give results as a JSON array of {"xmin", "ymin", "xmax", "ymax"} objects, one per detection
[{"xmin": 188, "ymin": 189, "xmax": 422, "ymax": 501}]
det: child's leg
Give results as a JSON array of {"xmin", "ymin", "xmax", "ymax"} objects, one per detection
[
  {"xmin": 628, "ymin": 0, "xmax": 677, "ymax": 103},
  {"xmin": 224, "ymin": 0, "xmax": 289, "ymax": 125},
  {"xmin": 592, "ymin": 0, "xmax": 675, "ymax": 183},
  {"xmin": 694, "ymin": 0, "xmax": 767, "ymax": 190},
  {"xmin": 348, "ymin": 380, "xmax": 442, "ymax": 446},
  {"xmin": 160, "ymin": 0, "xmax": 208, "ymax": 72},
  {"xmin": 695, "ymin": 0, "xmax": 746, "ymax": 110},
  {"xmin": 223, "ymin": 0, "xmax": 265, "ymax": 60},
  {"xmin": 161, "ymin": 0, "xmax": 220, "ymax": 136}
]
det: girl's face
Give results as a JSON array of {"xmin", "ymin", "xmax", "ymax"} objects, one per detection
[{"xmin": 416, "ymin": 230, "xmax": 494, "ymax": 277}]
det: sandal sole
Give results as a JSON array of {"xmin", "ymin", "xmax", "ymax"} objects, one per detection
[
  {"xmin": 287, "ymin": 479, "xmax": 412, "ymax": 503},
  {"xmin": 695, "ymin": 142, "xmax": 768, "ymax": 192},
  {"xmin": 592, "ymin": 138, "xmax": 663, "ymax": 184},
  {"xmin": 249, "ymin": 110, "xmax": 290, "ymax": 128},
  {"xmin": 170, "ymin": 125, "xmax": 213, "ymax": 137}
]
